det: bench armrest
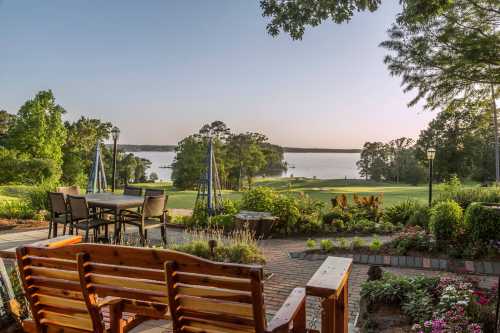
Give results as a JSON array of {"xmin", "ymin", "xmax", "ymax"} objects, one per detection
[
  {"xmin": 96, "ymin": 296, "xmax": 123, "ymax": 308},
  {"xmin": 266, "ymin": 287, "xmax": 306, "ymax": 333}
]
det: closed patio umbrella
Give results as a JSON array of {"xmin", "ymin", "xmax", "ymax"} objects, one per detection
[{"xmin": 86, "ymin": 143, "xmax": 108, "ymax": 193}]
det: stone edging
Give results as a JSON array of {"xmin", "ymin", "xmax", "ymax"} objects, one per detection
[{"xmin": 289, "ymin": 251, "xmax": 500, "ymax": 276}]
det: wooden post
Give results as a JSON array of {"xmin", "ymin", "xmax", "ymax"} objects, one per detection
[{"xmin": 306, "ymin": 257, "xmax": 352, "ymax": 333}]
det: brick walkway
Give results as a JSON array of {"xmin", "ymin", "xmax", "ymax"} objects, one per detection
[{"xmin": 1, "ymin": 228, "xmax": 497, "ymax": 333}]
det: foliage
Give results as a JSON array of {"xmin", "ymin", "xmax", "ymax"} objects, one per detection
[
  {"xmin": 464, "ymin": 203, "xmax": 500, "ymax": 244},
  {"xmin": 407, "ymin": 205, "xmax": 431, "ymax": 229},
  {"xmin": 352, "ymin": 193, "xmax": 383, "ymax": 221},
  {"xmin": 62, "ymin": 117, "xmax": 112, "ymax": 186},
  {"xmin": 384, "ymin": 199, "xmax": 421, "ymax": 225},
  {"xmin": 168, "ymin": 229, "xmax": 265, "ymax": 264},
  {"xmin": 210, "ymin": 214, "xmax": 235, "ymax": 230},
  {"xmin": 319, "ymin": 239, "xmax": 334, "ymax": 252},
  {"xmin": 361, "ymin": 272, "xmax": 439, "ymax": 305},
  {"xmin": 0, "ymin": 200, "xmax": 36, "ymax": 220},
  {"xmin": 391, "ymin": 226, "xmax": 435, "ymax": 255},
  {"xmin": 429, "ymin": 200, "xmax": 463, "ymax": 242},
  {"xmin": 0, "ymin": 147, "xmax": 59, "ymax": 185},
  {"xmin": 381, "ymin": 0, "xmax": 498, "ymax": 110},
  {"xmin": 171, "ymin": 121, "xmax": 286, "ymax": 190},
  {"xmin": 415, "ymin": 101, "xmax": 495, "ymax": 182},
  {"xmin": 357, "ymin": 138, "xmax": 426, "ymax": 183},
  {"xmin": 5, "ymin": 90, "xmax": 67, "ymax": 183},
  {"xmin": 438, "ymin": 187, "xmax": 500, "ymax": 209},
  {"xmin": 351, "ymin": 236, "xmax": 365, "ymax": 249},
  {"xmin": 370, "ymin": 236, "xmax": 382, "ymax": 251},
  {"xmin": 241, "ymin": 187, "xmax": 277, "ymax": 212},
  {"xmin": 306, "ymin": 239, "xmax": 316, "ymax": 249},
  {"xmin": 411, "ymin": 277, "xmax": 486, "ymax": 333},
  {"xmin": 331, "ymin": 193, "xmax": 348, "ymax": 210},
  {"xmin": 338, "ymin": 237, "xmax": 349, "ymax": 249},
  {"xmin": 149, "ymin": 172, "xmax": 159, "ymax": 182},
  {"xmin": 171, "ymin": 135, "xmax": 207, "ymax": 189},
  {"xmin": 402, "ymin": 289, "xmax": 434, "ymax": 323},
  {"xmin": 261, "ymin": 0, "xmax": 382, "ymax": 39}
]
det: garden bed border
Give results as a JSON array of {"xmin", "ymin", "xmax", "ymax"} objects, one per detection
[{"xmin": 289, "ymin": 251, "xmax": 500, "ymax": 276}]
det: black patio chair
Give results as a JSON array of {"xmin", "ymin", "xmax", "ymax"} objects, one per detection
[
  {"xmin": 67, "ymin": 195, "xmax": 115, "ymax": 242},
  {"xmin": 47, "ymin": 192, "xmax": 71, "ymax": 238}
]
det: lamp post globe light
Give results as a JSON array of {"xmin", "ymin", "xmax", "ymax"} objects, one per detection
[
  {"xmin": 111, "ymin": 126, "xmax": 120, "ymax": 192},
  {"xmin": 427, "ymin": 147, "xmax": 436, "ymax": 207}
]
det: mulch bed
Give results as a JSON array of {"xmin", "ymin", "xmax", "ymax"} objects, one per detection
[{"xmin": 0, "ymin": 219, "xmax": 48, "ymax": 234}]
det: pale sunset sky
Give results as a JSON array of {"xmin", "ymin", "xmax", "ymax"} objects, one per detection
[{"xmin": 0, "ymin": 1, "xmax": 436, "ymax": 148}]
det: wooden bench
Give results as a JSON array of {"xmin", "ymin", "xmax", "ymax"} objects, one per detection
[
  {"xmin": 15, "ymin": 241, "xmax": 143, "ymax": 333},
  {"xmin": 8, "ymin": 240, "xmax": 353, "ymax": 333},
  {"xmin": 164, "ymin": 250, "xmax": 307, "ymax": 333}
]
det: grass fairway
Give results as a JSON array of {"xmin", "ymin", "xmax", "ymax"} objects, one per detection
[
  {"xmin": 0, "ymin": 178, "xmax": 474, "ymax": 210},
  {"xmin": 134, "ymin": 178, "xmax": 443, "ymax": 209}
]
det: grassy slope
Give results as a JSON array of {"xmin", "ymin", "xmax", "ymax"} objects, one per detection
[{"xmin": 0, "ymin": 178, "xmax": 474, "ymax": 210}]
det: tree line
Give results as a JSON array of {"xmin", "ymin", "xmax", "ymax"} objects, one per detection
[
  {"xmin": 357, "ymin": 100, "xmax": 495, "ymax": 184},
  {"xmin": 0, "ymin": 90, "xmax": 152, "ymax": 187},
  {"xmin": 260, "ymin": 0, "xmax": 498, "ymax": 184},
  {"xmin": 171, "ymin": 121, "xmax": 286, "ymax": 190}
]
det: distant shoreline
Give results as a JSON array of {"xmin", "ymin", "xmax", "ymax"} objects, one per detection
[{"xmin": 114, "ymin": 144, "xmax": 361, "ymax": 154}]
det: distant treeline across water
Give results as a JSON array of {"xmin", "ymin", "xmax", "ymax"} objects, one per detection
[{"xmin": 114, "ymin": 144, "xmax": 361, "ymax": 154}]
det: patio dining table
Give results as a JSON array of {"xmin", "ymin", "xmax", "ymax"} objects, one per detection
[{"xmin": 84, "ymin": 193, "xmax": 144, "ymax": 243}]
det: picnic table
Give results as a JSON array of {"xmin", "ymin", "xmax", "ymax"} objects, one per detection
[{"xmin": 84, "ymin": 193, "xmax": 144, "ymax": 243}]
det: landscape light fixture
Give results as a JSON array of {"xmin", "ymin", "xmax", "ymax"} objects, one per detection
[
  {"xmin": 427, "ymin": 147, "xmax": 436, "ymax": 206},
  {"xmin": 111, "ymin": 126, "xmax": 120, "ymax": 192}
]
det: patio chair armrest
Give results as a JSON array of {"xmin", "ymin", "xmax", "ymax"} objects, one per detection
[
  {"xmin": 121, "ymin": 209, "xmax": 142, "ymax": 218},
  {"xmin": 266, "ymin": 287, "xmax": 306, "ymax": 333}
]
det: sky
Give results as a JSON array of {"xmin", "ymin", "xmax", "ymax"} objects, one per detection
[{"xmin": 0, "ymin": 1, "xmax": 436, "ymax": 148}]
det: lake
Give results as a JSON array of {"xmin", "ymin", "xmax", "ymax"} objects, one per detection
[{"xmin": 130, "ymin": 151, "xmax": 361, "ymax": 181}]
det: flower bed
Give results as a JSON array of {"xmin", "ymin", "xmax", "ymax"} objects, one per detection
[
  {"xmin": 300, "ymin": 225, "xmax": 500, "ymax": 262},
  {"xmin": 359, "ymin": 273, "xmax": 498, "ymax": 332}
]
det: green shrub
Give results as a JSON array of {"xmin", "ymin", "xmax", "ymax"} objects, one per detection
[
  {"xmin": 370, "ymin": 237, "xmax": 382, "ymax": 251},
  {"xmin": 464, "ymin": 203, "xmax": 500, "ymax": 243},
  {"xmin": 0, "ymin": 148, "xmax": 59, "ymax": 185},
  {"xmin": 241, "ymin": 187, "xmax": 277, "ymax": 212},
  {"xmin": 401, "ymin": 289, "xmax": 434, "ymax": 322},
  {"xmin": 210, "ymin": 214, "xmax": 235, "ymax": 229},
  {"xmin": 361, "ymin": 273, "xmax": 438, "ymax": 305},
  {"xmin": 338, "ymin": 237, "xmax": 349, "ymax": 249},
  {"xmin": 0, "ymin": 200, "xmax": 36, "ymax": 219},
  {"xmin": 320, "ymin": 239, "xmax": 334, "ymax": 251},
  {"xmin": 271, "ymin": 194, "xmax": 300, "ymax": 233},
  {"xmin": 408, "ymin": 205, "xmax": 431, "ymax": 229},
  {"xmin": 222, "ymin": 199, "xmax": 240, "ymax": 215},
  {"xmin": 391, "ymin": 226, "xmax": 434, "ymax": 255},
  {"xmin": 306, "ymin": 239, "xmax": 317, "ymax": 249},
  {"xmin": 322, "ymin": 207, "xmax": 350, "ymax": 225},
  {"xmin": 351, "ymin": 236, "xmax": 365, "ymax": 249},
  {"xmin": 384, "ymin": 200, "xmax": 421, "ymax": 225},
  {"xmin": 438, "ymin": 187, "xmax": 500, "ymax": 209},
  {"xmin": 27, "ymin": 184, "xmax": 52, "ymax": 211},
  {"xmin": 429, "ymin": 200, "xmax": 463, "ymax": 242}
]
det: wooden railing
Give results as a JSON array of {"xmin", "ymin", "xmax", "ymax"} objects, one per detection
[{"xmin": 306, "ymin": 257, "xmax": 353, "ymax": 333}]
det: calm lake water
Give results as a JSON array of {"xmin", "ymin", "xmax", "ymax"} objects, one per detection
[{"xmin": 131, "ymin": 151, "xmax": 361, "ymax": 181}]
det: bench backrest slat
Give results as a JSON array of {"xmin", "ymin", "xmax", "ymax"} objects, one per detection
[
  {"xmin": 165, "ymin": 251, "xmax": 266, "ymax": 333},
  {"xmin": 16, "ymin": 246, "xmax": 100, "ymax": 332}
]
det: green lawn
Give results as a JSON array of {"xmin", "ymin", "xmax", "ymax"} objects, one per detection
[{"xmin": 0, "ymin": 178, "xmax": 478, "ymax": 210}]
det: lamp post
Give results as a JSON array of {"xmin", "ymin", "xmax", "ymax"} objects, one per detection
[
  {"xmin": 111, "ymin": 126, "xmax": 120, "ymax": 192},
  {"xmin": 427, "ymin": 147, "xmax": 436, "ymax": 207}
]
